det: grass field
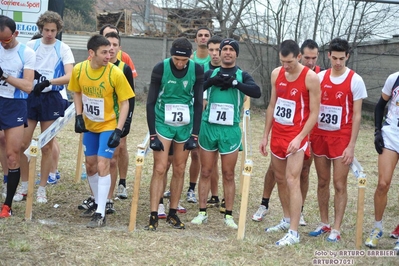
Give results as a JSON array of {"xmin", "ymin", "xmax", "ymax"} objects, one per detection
[{"xmin": 1, "ymin": 99, "xmax": 399, "ymax": 265}]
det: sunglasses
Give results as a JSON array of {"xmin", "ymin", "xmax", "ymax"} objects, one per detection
[{"xmin": 0, "ymin": 33, "xmax": 14, "ymax": 44}]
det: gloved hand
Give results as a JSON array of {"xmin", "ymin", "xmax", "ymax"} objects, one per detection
[
  {"xmin": 183, "ymin": 135, "xmax": 198, "ymax": 151},
  {"xmin": 34, "ymin": 70, "xmax": 42, "ymax": 80},
  {"xmin": 33, "ymin": 80, "xmax": 50, "ymax": 97},
  {"xmin": 108, "ymin": 128, "xmax": 122, "ymax": 148},
  {"xmin": 150, "ymin": 135, "xmax": 164, "ymax": 151},
  {"xmin": 75, "ymin": 114, "xmax": 88, "ymax": 133},
  {"xmin": 0, "ymin": 66, "xmax": 3, "ymax": 77},
  {"xmin": 121, "ymin": 118, "xmax": 131, "ymax": 138},
  {"xmin": 220, "ymin": 75, "xmax": 236, "ymax": 91},
  {"xmin": 374, "ymin": 129, "xmax": 384, "ymax": 154},
  {"xmin": 205, "ymin": 74, "xmax": 225, "ymax": 88}
]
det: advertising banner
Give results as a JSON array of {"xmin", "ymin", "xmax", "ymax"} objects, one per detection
[{"xmin": 0, "ymin": 0, "xmax": 49, "ymax": 43}]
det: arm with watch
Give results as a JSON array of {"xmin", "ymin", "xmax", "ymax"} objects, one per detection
[
  {"xmin": 0, "ymin": 66, "xmax": 34, "ymax": 93},
  {"xmin": 219, "ymin": 70, "xmax": 261, "ymax": 98}
]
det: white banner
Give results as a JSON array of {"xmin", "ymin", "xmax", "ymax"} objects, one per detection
[
  {"xmin": 24, "ymin": 102, "xmax": 75, "ymax": 160},
  {"xmin": 0, "ymin": 0, "xmax": 49, "ymax": 44}
]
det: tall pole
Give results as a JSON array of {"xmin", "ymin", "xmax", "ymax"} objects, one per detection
[{"xmin": 144, "ymin": 0, "xmax": 151, "ymax": 32}]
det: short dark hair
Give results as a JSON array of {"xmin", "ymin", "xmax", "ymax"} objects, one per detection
[
  {"xmin": 87, "ymin": 34, "xmax": 110, "ymax": 52},
  {"xmin": 280, "ymin": 40, "xmax": 300, "ymax": 57},
  {"xmin": 105, "ymin": 31, "xmax": 121, "ymax": 45},
  {"xmin": 207, "ymin": 35, "xmax": 223, "ymax": 47},
  {"xmin": 0, "ymin": 15, "xmax": 16, "ymax": 33},
  {"xmin": 195, "ymin": 27, "xmax": 212, "ymax": 38},
  {"xmin": 172, "ymin": 37, "xmax": 192, "ymax": 51},
  {"xmin": 300, "ymin": 39, "xmax": 319, "ymax": 54},
  {"xmin": 329, "ymin": 38, "xmax": 350, "ymax": 55},
  {"xmin": 99, "ymin": 24, "xmax": 119, "ymax": 35}
]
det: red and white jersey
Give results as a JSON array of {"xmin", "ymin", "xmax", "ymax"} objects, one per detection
[
  {"xmin": 313, "ymin": 68, "xmax": 367, "ymax": 137},
  {"xmin": 272, "ymin": 67, "xmax": 310, "ymax": 140}
]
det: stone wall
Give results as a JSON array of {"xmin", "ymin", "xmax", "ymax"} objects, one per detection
[{"xmin": 67, "ymin": 34, "xmax": 399, "ymax": 110}]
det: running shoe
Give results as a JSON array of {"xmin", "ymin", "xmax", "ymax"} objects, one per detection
[
  {"xmin": 144, "ymin": 214, "xmax": 158, "ymax": 231},
  {"xmin": 390, "ymin": 224, "xmax": 399, "ymax": 239},
  {"xmin": 116, "ymin": 184, "xmax": 127, "ymax": 199},
  {"xmin": 219, "ymin": 199, "xmax": 226, "ymax": 214},
  {"xmin": 308, "ymin": 224, "xmax": 331, "ymax": 237},
  {"xmin": 191, "ymin": 211, "xmax": 208, "ymax": 225},
  {"xmin": 224, "ymin": 215, "xmax": 238, "ymax": 229},
  {"xmin": 252, "ymin": 205, "xmax": 269, "ymax": 222},
  {"xmin": 326, "ymin": 229, "xmax": 341, "ymax": 242},
  {"xmin": 78, "ymin": 196, "xmax": 95, "ymax": 210},
  {"xmin": 265, "ymin": 219, "xmax": 290, "ymax": 233},
  {"xmin": 365, "ymin": 228, "xmax": 383, "ymax": 248},
  {"xmin": 299, "ymin": 212, "xmax": 307, "ymax": 226},
  {"xmin": 36, "ymin": 188, "xmax": 48, "ymax": 203},
  {"xmin": 87, "ymin": 213, "xmax": 106, "ymax": 228},
  {"xmin": 177, "ymin": 202, "xmax": 187, "ymax": 214},
  {"xmin": 158, "ymin": 203, "xmax": 166, "ymax": 219},
  {"xmin": 186, "ymin": 189, "xmax": 197, "ymax": 203},
  {"xmin": 207, "ymin": 197, "xmax": 220, "ymax": 208},
  {"xmin": 166, "ymin": 213, "xmax": 185, "ymax": 229},
  {"xmin": 0, "ymin": 204, "xmax": 12, "ymax": 218},
  {"xmin": 106, "ymin": 199, "xmax": 115, "ymax": 214},
  {"xmin": 13, "ymin": 186, "xmax": 27, "ymax": 202},
  {"xmin": 276, "ymin": 232, "xmax": 300, "ymax": 246}
]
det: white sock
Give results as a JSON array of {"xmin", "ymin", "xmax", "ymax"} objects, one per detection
[
  {"xmin": 321, "ymin": 222, "xmax": 330, "ymax": 227},
  {"xmin": 375, "ymin": 220, "xmax": 383, "ymax": 231},
  {"xmin": 37, "ymin": 186, "xmax": 46, "ymax": 193},
  {"xmin": 96, "ymin": 174, "xmax": 111, "ymax": 217},
  {"xmin": 49, "ymin": 172, "xmax": 56, "ymax": 179},
  {"xmin": 289, "ymin": 229, "xmax": 299, "ymax": 238},
  {"xmin": 21, "ymin": 181, "xmax": 28, "ymax": 189},
  {"xmin": 88, "ymin": 173, "xmax": 99, "ymax": 203},
  {"xmin": 284, "ymin": 217, "xmax": 291, "ymax": 223}
]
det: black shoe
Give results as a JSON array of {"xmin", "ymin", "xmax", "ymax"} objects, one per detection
[
  {"xmin": 78, "ymin": 196, "xmax": 95, "ymax": 210},
  {"xmin": 80, "ymin": 203, "xmax": 97, "ymax": 218},
  {"xmin": 166, "ymin": 213, "xmax": 185, "ymax": 229},
  {"xmin": 207, "ymin": 197, "xmax": 220, "ymax": 208},
  {"xmin": 219, "ymin": 199, "xmax": 226, "ymax": 214},
  {"xmin": 144, "ymin": 215, "xmax": 158, "ymax": 231},
  {"xmin": 87, "ymin": 213, "xmax": 106, "ymax": 228},
  {"xmin": 106, "ymin": 199, "xmax": 115, "ymax": 214}
]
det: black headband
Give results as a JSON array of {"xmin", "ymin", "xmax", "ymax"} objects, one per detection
[{"xmin": 170, "ymin": 46, "xmax": 192, "ymax": 58}]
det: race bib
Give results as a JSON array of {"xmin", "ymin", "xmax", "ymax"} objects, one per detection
[
  {"xmin": 318, "ymin": 104, "xmax": 342, "ymax": 131},
  {"xmin": 164, "ymin": 104, "xmax": 190, "ymax": 126},
  {"xmin": 208, "ymin": 103, "xmax": 234, "ymax": 125},
  {"xmin": 36, "ymin": 68, "xmax": 54, "ymax": 93},
  {"xmin": 274, "ymin": 97, "xmax": 295, "ymax": 125},
  {"xmin": 82, "ymin": 94, "xmax": 105, "ymax": 122},
  {"xmin": 0, "ymin": 79, "xmax": 14, "ymax": 98}
]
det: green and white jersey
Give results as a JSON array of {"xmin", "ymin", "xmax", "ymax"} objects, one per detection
[
  {"xmin": 155, "ymin": 58, "xmax": 196, "ymax": 127},
  {"xmin": 193, "ymin": 51, "xmax": 211, "ymax": 66},
  {"xmin": 203, "ymin": 68, "xmax": 244, "ymax": 126}
]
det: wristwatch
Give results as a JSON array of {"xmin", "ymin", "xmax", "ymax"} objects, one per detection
[
  {"xmin": 1, "ymin": 73, "xmax": 9, "ymax": 80},
  {"xmin": 232, "ymin": 79, "xmax": 238, "ymax": 87}
]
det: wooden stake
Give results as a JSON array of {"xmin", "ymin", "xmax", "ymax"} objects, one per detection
[
  {"xmin": 25, "ymin": 138, "xmax": 38, "ymax": 220},
  {"xmin": 129, "ymin": 133, "xmax": 150, "ymax": 231},
  {"xmin": 74, "ymin": 134, "xmax": 84, "ymax": 183}
]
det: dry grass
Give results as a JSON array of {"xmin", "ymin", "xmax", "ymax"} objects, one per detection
[{"xmin": 1, "ymin": 99, "xmax": 399, "ymax": 265}]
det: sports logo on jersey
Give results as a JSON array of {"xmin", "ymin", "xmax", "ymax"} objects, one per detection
[
  {"xmin": 17, "ymin": 117, "xmax": 23, "ymax": 122},
  {"xmin": 323, "ymin": 84, "xmax": 333, "ymax": 89},
  {"xmin": 167, "ymin": 80, "xmax": 177, "ymax": 84},
  {"xmin": 279, "ymin": 82, "xmax": 287, "ymax": 86},
  {"xmin": 183, "ymin": 80, "xmax": 188, "ymax": 88},
  {"xmin": 336, "ymin": 91, "xmax": 344, "ymax": 99},
  {"xmin": 322, "ymin": 91, "xmax": 329, "ymax": 101},
  {"xmin": 290, "ymin": 88, "xmax": 298, "ymax": 96}
]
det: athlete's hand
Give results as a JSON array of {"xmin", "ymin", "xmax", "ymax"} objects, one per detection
[
  {"xmin": 33, "ymin": 80, "xmax": 50, "ymax": 97},
  {"xmin": 220, "ymin": 75, "xmax": 236, "ymax": 91},
  {"xmin": 183, "ymin": 135, "xmax": 198, "ymax": 151},
  {"xmin": 150, "ymin": 135, "xmax": 164, "ymax": 151},
  {"xmin": 121, "ymin": 117, "xmax": 131, "ymax": 138},
  {"xmin": 205, "ymin": 74, "xmax": 225, "ymax": 88},
  {"xmin": 108, "ymin": 128, "xmax": 122, "ymax": 148},
  {"xmin": 34, "ymin": 70, "xmax": 42, "ymax": 80},
  {"xmin": 75, "ymin": 114, "xmax": 88, "ymax": 133},
  {"xmin": 342, "ymin": 146, "xmax": 354, "ymax": 165},
  {"xmin": 287, "ymin": 136, "xmax": 301, "ymax": 155},
  {"xmin": 259, "ymin": 137, "xmax": 269, "ymax": 157},
  {"xmin": 374, "ymin": 129, "xmax": 384, "ymax": 154}
]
